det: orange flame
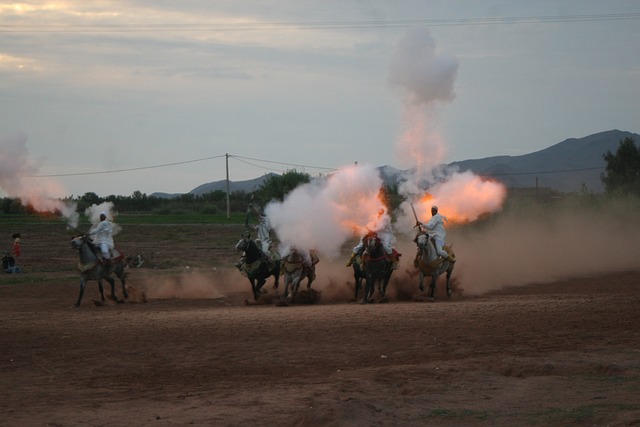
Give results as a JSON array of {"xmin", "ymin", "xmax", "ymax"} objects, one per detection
[{"xmin": 414, "ymin": 171, "xmax": 507, "ymax": 224}]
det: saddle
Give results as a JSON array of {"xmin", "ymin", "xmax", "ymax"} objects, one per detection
[
  {"xmin": 413, "ymin": 235, "xmax": 455, "ymax": 271},
  {"xmin": 78, "ymin": 246, "xmax": 125, "ymax": 272}
]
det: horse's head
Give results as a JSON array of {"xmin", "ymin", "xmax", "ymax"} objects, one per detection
[
  {"xmin": 70, "ymin": 235, "xmax": 86, "ymax": 249},
  {"xmin": 235, "ymin": 238, "xmax": 249, "ymax": 252},
  {"xmin": 416, "ymin": 233, "xmax": 429, "ymax": 249},
  {"xmin": 364, "ymin": 233, "xmax": 381, "ymax": 253}
]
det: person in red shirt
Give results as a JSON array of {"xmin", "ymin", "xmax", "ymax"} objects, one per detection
[{"xmin": 12, "ymin": 233, "xmax": 21, "ymax": 258}]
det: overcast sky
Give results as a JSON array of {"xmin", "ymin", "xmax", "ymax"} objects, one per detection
[{"xmin": 1, "ymin": 1, "xmax": 639, "ymax": 198}]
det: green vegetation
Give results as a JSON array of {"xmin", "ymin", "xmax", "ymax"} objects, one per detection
[
  {"xmin": 602, "ymin": 136, "xmax": 640, "ymax": 196},
  {"xmin": 427, "ymin": 408, "xmax": 489, "ymax": 422},
  {"xmin": 533, "ymin": 403, "xmax": 639, "ymax": 424}
]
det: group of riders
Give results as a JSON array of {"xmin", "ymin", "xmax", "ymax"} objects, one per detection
[
  {"xmin": 82, "ymin": 204, "xmax": 455, "ymax": 279},
  {"xmin": 235, "ymin": 203, "xmax": 455, "ymax": 276},
  {"xmin": 346, "ymin": 204, "xmax": 455, "ymax": 271}
]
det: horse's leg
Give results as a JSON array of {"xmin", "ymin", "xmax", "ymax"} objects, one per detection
[
  {"xmin": 445, "ymin": 267, "xmax": 453, "ymax": 298},
  {"xmin": 272, "ymin": 263, "xmax": 280, "ymax": 290},
  {"xmin": 105, "ymin": 276, "xmax": 122, "ymax": 303},
  {"xmin": 98, "ymin": 278, "xmax": 106, "ymax": 300},
  {"xmin": 361, "ymin": 276, "xmax": 373, "ymax": 304},
  {"xmin": 293, "ymin": 271, "xmax": 302, "ymax": 296},
  {"xmin": 381, "ymin": 263, "xmax": 392, "ymax": 297},
  {"xmin": 249, "ymin": 278, "xmax": 259, "ymax": 301},
  {"xmin": 74, "ymin": 277, "xmax": 87, "ymax": 308},
  {"xmin": 418, "ymin": 271, "xmax": 425, "ymax": 292},
  {"xmin": 283, "ymin": 276, "xmax": 292, "ymax": 299},
  {"xmin": 255, "ymin": 277, "xmax": 267, "ymax": 299},
  {"xmin": 306, "ymin": 270, "xmax": 314, "ymax": 291},
  {"xmin": 428, "ymin": 275, "xmax": 437, "ymax": 300},
  {"xmin": 116, "ymin": 265, "xmax": 129, "ymax": 299}
]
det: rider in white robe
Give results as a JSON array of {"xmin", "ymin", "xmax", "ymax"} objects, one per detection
[
  {"xmin": 419, "ymin": 205, "xmax": 455, "ymax": 262},
  {"xmin": 88, "ymin": 212, "xmax": 114, "ymax": 262}
]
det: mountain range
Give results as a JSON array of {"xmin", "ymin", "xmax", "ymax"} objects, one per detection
[{"xmin": 152, "ymin": 129, "xmax": 638, "ymax": 198}]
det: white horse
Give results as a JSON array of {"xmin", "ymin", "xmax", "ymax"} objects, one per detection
[
  {"xmin": 414, "ymin": 233, "xmax": 456, "ymax": 301},
  {"xmin": 71, "ymin": 235, "xmax": 129, "ymax": 308},
  {"xmin": 280, "ymin": 247, "xmax": 318, "ymax": 302}
]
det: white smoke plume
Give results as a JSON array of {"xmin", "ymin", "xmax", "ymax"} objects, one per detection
[
  {"xmin": 388, "ymin": 28, "xmax": 506, "ymax": 227},
  {"xmin": 388, "ymin": 27, "xmax": 458, "ymax": 107},
  {"xmin": 266, "ymin": 163, "xmax": 386, "ymax": 259},
  {"xmin": 388, "ymin": 27, "xmax": 458, "ymax": 175},
  {"xmin": 0, "ymin": 132, "xmax": 79, "ymax": 227}
]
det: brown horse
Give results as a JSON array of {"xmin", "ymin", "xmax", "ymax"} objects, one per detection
[{"xmin": 361, "ymin": 234, "xmax": 393, "ymax": 303}]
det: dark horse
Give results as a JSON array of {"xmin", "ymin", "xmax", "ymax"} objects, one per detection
[
  {"xmin": 70, "ymin": 235, "xmax": 129, "ymax": 308},
  {"xmin": 361, "ymin": 233, "xmax": 393, "ymax": 304},
  {"xmin": 414, "ymin": 232, "xmax": 456, "ymax": 301},
  {"xmin": 235, "ymin": 232, "xmax": 280, "ymax": 301}
]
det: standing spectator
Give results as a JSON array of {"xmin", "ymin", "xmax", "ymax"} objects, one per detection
[{"xmin": 12, "ymin": 233, "xmax": 21, "ymax": 258}]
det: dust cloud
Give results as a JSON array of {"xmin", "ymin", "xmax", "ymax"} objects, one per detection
[
  {"xmin": 450, "ymin": 197, "xmax": 640, "ymax": 295},
  {"xmin": 138, "ymin": 268, "xmax": 244, "ymax": 300}
]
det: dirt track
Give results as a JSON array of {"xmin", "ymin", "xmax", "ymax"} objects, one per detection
[{"xmin": 1, "ymin": 223, "xmax": 639, "ymax": 426}]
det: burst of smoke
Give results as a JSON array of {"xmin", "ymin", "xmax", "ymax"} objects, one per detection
[
  {"xmin": 389, "ymin": 27, "xmax": 458, "ymax": 174},
  {"xmin": 387, "ymin": 28, "xmax": 506, "ymax": 229},
  {"xmin": 388, "ymin": 27, "xmax": 458, "ymax": 107},
  {"xmin": 396, "ymin": 171, "xmax": 508, "ymax": 233},
  {"xmin": 266, "ymin": 163, "xmax": 386, "ymax": 259},
  {"xmin": 0, "ymin": 132, "xmax": 79, "ymax": 227}
]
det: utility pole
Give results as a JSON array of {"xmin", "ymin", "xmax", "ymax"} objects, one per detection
[{"xmin": 226, "ymin": 153, "xmax": 230, "ymax": 219}]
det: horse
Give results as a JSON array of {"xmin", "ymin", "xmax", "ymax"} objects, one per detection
[
  {"xmin": 351, "ymin": 254, "xmax": 366, "ymax": 301},
  {"xmin": 361, "ymin": 234, "xmax": 393, "ymax": 304},
  {"xmin": 414, "ymin": 232, "xmax": 456, "ymax": 300},
  {"xmin": 235, "ymin": 233, "xmax": 280, "ymax": 301},
  {"xmin": 70, "ymin": 235, "xmax": 129, "ymax": 308},
  {"xmin": 280, "ymin": 247, "xmax": 318, "ymax": 302}
]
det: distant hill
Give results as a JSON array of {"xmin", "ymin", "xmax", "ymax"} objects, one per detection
[
  {"xmin": 152, "ymin": 130, "xmax": 638, "ymax": 197},
  {"xmin": 151, "ymin": 173, "xmax": 277, "ymax": 199},
  {"xmin": 449, "ymin": 129, "xmax": 639, "ymax": 192},
  {"xmin": 189, "ymin": 173, "xmax": 277, "ymax": 196}
]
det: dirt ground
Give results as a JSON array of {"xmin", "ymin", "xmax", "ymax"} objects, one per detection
[{"xmin": 1, "ymin": 222, "xmax": 639, "ymax": 426}]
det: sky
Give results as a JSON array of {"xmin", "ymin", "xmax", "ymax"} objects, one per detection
[{"xmin": 1, "ymin": 0, "xmax": 639, "ymax": 198}]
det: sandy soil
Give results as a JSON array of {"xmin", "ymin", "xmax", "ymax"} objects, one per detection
[{"xmin": 1, "ymin": 223, "xmax": 639, "ymax": 426}]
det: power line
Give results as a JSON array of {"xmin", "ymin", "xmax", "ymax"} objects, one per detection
[
  {"xmin": 230, "ymin": 154, "xmax": 336, "ymax": 172},
  {"xmin": 2, "ymin": 13, "xmax": 640, "ymax": 33},
  {"xmin": 34, "ymin": 154, "xmax": 226, "ymax": 177},
  {"xmin": 32, "ymin": 153, "xmax": 335, "ymax": 178},
  {"xmin": 33, "ymin": 152, "xmax": 604, "ymax": 178}
]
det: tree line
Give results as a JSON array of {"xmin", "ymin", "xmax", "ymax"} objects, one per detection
[{"xmin": 1, "ymin": 170, "xmax": 314, "ymax": 215}]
